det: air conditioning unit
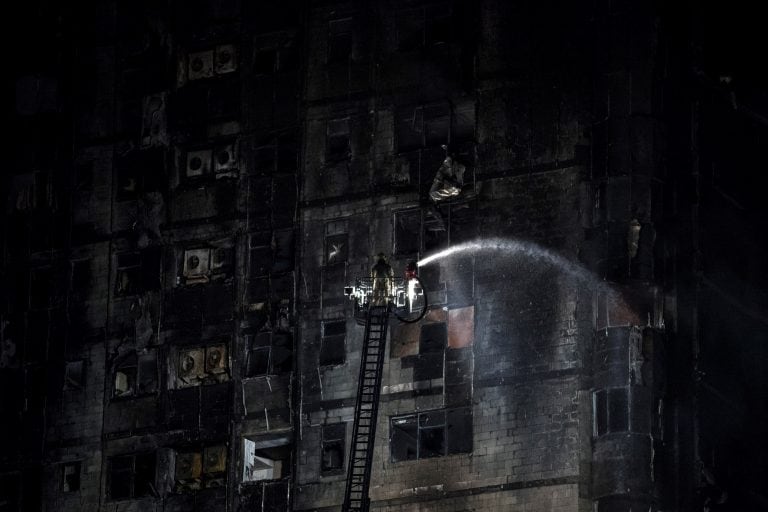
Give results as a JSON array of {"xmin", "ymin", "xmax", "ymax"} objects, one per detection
[
  {"xmin": 203, "ymin": 445, "xmax": 227, "ymax": 474},
  {"xmin": 186, "ymin": 149, "xmax": 212, "ymax": 177},
  {"xmin": 175, "ymin": 451, "xmax": 202, "ymax": 481},
  {"xmin": 204, "ymin": 476, "xmax": 226, "ymax": 488},
  {"xmin": 210, "ymin": 246, "xmax": 232, "ymax": 271},
  {"xmin": 183, "ymin": 248, "xmax": 211, "ymax": 278},
  {"xmin": 205, "ymin": 344, "xmax": 228, "ymax": 374},
  {"xmin": 213, "ymin": 143, "xmax": 237, "ymax": 173},
  {"xmin": 188, "ymin": 50, "xmax": 214, "ymax": 80},
  {"xmin": 178, "ymin": 348, "xmax": 206, "ymax": 382},
  {"xmin": 214, "ymin": 44, "xmax": 237, "ymax": 74}
]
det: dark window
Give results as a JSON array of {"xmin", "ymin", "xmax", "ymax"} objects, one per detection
[
  {"xmin": 246, "ymin": 332, "xmax": 272, "ymax": 377},
  {"xmin": 30, "ymin": 266, "xmax": 54, "ymax": 310},
  {"xmin": 420, "ymin": 322, "xmax": 447, "ymax": 353},
  {"xmin": 320, "ymin": 320, "xmax": 346, "ymax": 367},
  {"xmin": 71, "ymin": 259, "xmax": 91, "ymax": 297},
  {"xmin": 593, "ymin": 387, "xmax": 631, "ymax": 437},
  {"xmin": 108, "ymin": 453, "xmax": 156, "ymax": 500},
  {"xmin": 390, "ymin": 407, "xmax": 472, "ymax": 462},
  {"xmin": 397, "ymin": 5, "xmax": 453, "ymax": 51},
  {"xmin": 245, "ymin": 332, "xmax": 292, "ymax": 377},
  {"xmin": 396, "ymin": 104, "xmax": 450, "ymax": 153},
  {"xmin": 115, "ymin": 248, "xmax": 161, "ymax": 296},
  {"xmin": 325, "ymin": 233, "xmax": 348, "ymax": 266},
  {"xmin": 321, "ymin": 423, "xmax": 346, "ymax": 473},
  {"xmin": 418, "ymin": 411, "xmax": 446, "ymax": 459},
  {"xmin": 394, "ymin": 209, "xmax": 421, "ymax": 255},
  {"xmin": 390, "ymin": 415, "xmax": 418, "ymax": 462},
  {"xmin": 328, "ymin": 18, "xmax": 352, "ymax": 64},
  {"xmin": 608, "ymin": 387, "xmax": 629, "ymax": 432},
  {"xmin": 254, "ymin": 49, "xmax": 277, "ymax": 75},
  {"xmin": 113, "ymin": 351, "xmax": 157, "ymax": 398},
  {"xmin": 397, "ymin": 9, "xmax": 424, "ymax": 51},
  {"xmin": 326, "ymin": 118, "xmax": 350, "ymax": 161},
  {"xmin": 62, "ymin": 462, "xmax": 81, "ymax": 492},
  {"xmin": 74, "ymin": 161, "xmax": 93, "ymax": 191},
  {"xmin": 115, "ymin": 150, "xmax": 164, "ymax": 202},
  {"xmin": 64, "ymin": 360, "xmax": 85, "ymax": 390}
]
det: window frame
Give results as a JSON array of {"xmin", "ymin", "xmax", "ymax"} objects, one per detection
[
  {"xmin": 112, "ymin": 351, "xmax": 158, "ymax": 400},
  {"xmin": 61, "ymin": 461, "xmax": 81, "ymax": 493},
  {"xmin": 319, "ymin": 320, "xmax": 347, "ymax": 367},
  {"xmin": 390, "ymin": 407, "xmax": 472, "ymax": 462},
  {"xmin": 326, "ymin": 117, "xmax": 351, "ymax": 162},
  {"xmin": 107, "ymin": 452, "xmax": 156, "ymax": 501},
  {"xmin": 592, "ymin": 387, "xmax": 631, "ymax": 438},
  {"xmin": 321, "ymin": 423, "xmax": 346, "ymax": 475}
]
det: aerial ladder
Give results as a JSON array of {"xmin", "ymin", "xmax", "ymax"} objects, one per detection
[{"xmin": 341, "ymin": 264, "xmax": 427, "ymax": 512}]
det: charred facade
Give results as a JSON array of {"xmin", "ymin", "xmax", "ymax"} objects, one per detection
[{"xmin": 2, "ymin": 1, "xmax": 767, "ymax": 512}]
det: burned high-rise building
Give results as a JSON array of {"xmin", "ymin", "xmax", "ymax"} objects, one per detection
[{"xmin": 2, "ymin": 1, "xmax": 767, "ymax": 511}]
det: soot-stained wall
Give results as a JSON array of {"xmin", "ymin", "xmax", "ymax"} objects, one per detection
[{"xmin": 3, "ymin": 1, "xmax": 768, "ymax": 512}]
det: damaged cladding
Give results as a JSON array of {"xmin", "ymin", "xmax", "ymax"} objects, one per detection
[{"xmin": 2, "ymin": 1, "xmax": 768, "ymax": 512}]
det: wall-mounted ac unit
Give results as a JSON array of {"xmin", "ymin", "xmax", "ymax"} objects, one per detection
[
  {"xmin": 210, "ymin": 246, "xmax": 232, "ymax": 271},
  {"xmin": 183, "ymin": 248, "xmax": 211, "ymax": 278},
  {"xmin": 175, "ymin": 451, "xmax": 202, "ymax": 481},
  {"xmin": 204, "ymin": 477, "xmax": 226, "ymax": 488},
  {"xmin": 203, "ymin": 445, "xmax": 227, "ymax": 474},
  {"xmin": 178, "ymin": 348, "xmax": 206, "ymax": 382},
  {"xmin": 186, "ymin": 150, "xmax": 212, "ymax": 177},
  {"xmin": 214, "ymin": 44, "xmax": 238, "ymax": 74},
  {"xmin": 205, "ymin": 344, "xmax": 228, "ymax": 374},
  {"xmin": 188, "ymin": 51, "xmax": 214, "ymax": 80},
  {"xmin": 213, "ymin": 143, "xmax": 237, "ymax": 173}
]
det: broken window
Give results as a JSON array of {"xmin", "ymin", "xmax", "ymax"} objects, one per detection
[
  {"xmin": 252, "ymin": 134, "xmax": 299, "ymax": 175},
  {"xmin": 390, "ymin": 407, "xmax": 472, "ymax": 462},
  {"xmin": 394, "ymin": 209, "xmax": 421, "ymax": 255},
  {"xmin": 321, "ymin": 423, "xmax": 346, "ymax": 474},
  {"xmin": 70, "ymin": 259, "xmax": 91, "ymax": 298},
  {"xmin": 272, "ymin": 230, "xmax": 295, "ymax": 273},
  {"xmin": 420, "ymin": 322, "xmax": 447, "ymax": 353},
  {"xmin": 30, "ymin": 266, "xmax": 54, "ymax": 310},
  {"xmin": 174, "ymin": 444, "xmax": 227, "ymax": 492},
  {"xmin": 246, "ymin": 332, "xmax": 272, "ymax": 378},
  {"xmin": 115, "ymin": 150, "xmax": 164, "ymax": 202},
  {"xmin": 64, "ymin": 360, "xmax": 85, "ymax": 390},
  {"xmin": 325, "ymin": 233, "xmax": 348, "ymax": 267},
  {"xmin": 181, "ymin": 241, "xmax": 234, "ymax": 284},
  {"xmin": 593, "ymin": 387, "xmax": 630, "ymax": 437},
  {"xmin": 115, "ymin": 247, "xmax": 161, "ymax": 296},
  {"xmin": 108, "ymin": 452, "xmax": 156, "ymax": 500},
  {"xmin": 326, "ymin": 118, "xmax": 350, "ymax": 162},
  {"xmin": 62, "ymin": 462, "xmax": 81, "ymax": 492},
  {"xmin": 245, "ymin": 332, "xmax": 291, "ymax": 377},
  {"xmin": 242, "ymin": 434, "xmax": 291, "ymax": 483},
  {"xmin": 397, "ymin": 5, "xmax": 453, "ymax": 51},
  {"xmin": 396, "ymin": 104, "xmax": 450, "ymax": 154},
  {"xmin": 113, "ymin": 351, "xmax": 157, "ymax": 398},
  {"xmin": 177, "ymin": 343, "xmax": 230, "ymax": 388},
  {"xmin": 328, "ymin": 17, "xmax": 352, "ymax": 64},
  {"xmin": 320, "ymin": 320, "xmax": 346, "ymax": 367}
]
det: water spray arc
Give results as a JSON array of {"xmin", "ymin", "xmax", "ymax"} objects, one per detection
[{"xmin": 417, "ymin": 237, "xmax": 603, "ymax": 288}]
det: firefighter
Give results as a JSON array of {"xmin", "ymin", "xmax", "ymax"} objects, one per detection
[{"xmin": 371, "ymin": 253, "xmax": 394, "ymax": 306}]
